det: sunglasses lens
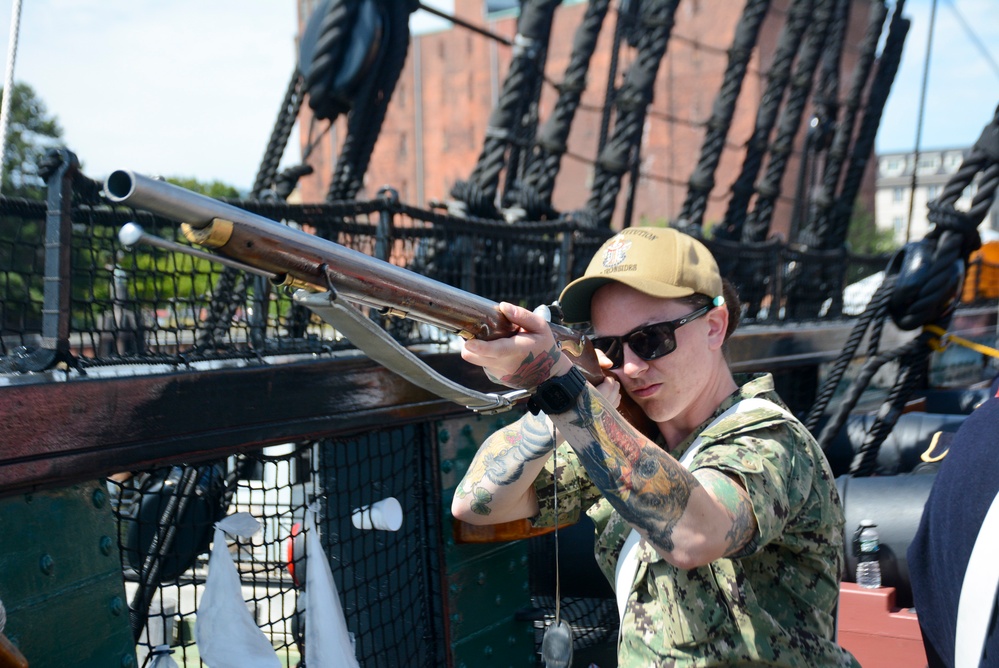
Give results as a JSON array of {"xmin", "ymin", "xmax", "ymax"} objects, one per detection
[
  {"xmin": 591, "ymin": 337, "xmax": 624, "ymax": 369},
  {"xmin": 629, "ymin": 324, "xmax": 676, "ymax": 360},
  {"xmin": 592, "ymin": 324, "xmax": 677, "ymax": 369},
  {"xmin": 590, "ymin": 305, "xmax": 708, "ymax": 370}
]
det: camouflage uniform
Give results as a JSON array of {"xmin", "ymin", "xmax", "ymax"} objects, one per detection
[{"xmin": 533, "ymin": 374, "xmax": 859, "ymax": 667}]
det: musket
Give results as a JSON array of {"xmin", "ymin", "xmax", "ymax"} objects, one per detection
[{"xmin": 103, "ymin": 170, "xmax": 656, "ymax": 435}]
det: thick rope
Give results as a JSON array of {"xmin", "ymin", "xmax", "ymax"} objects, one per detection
[
  {"xmin": 727, "ymin": 0, "xmax": 837, "ymax": 318},
  {"xmin": 827, "ymin": 2, "xmax": 909, "ymax": 258},
  {"xmin": 584, "ymin": 0, "xmax": 681, "ymax": 229},
  {"xmin": 676, "ymin": 0, "xmax": 772, "ymax": 231},
  {"xmin": 804, "ymin": 273, "xmax": 896, "ymax": 432},
  {"xmin": 199, "ymin": 74, "xmax": 305, "ymax": 351},
  {"xmin": 596, "ymin": 2, "xmax": 634, "ymax": 161},
  {"xmin": 786, "ymin": 0, "xmax": 849, "ymax": 236},
  {"xmin": 716, "ymin": 0, "xmax": 814, "ymax": 244},
  {"xmin": 812, "ymin": 0, "xmax": 851, "ymax": 138},
  {"xmin": 449, "ymin": 0, "xmax": 561, "ymax": 218},
  {"xmin": 511, "ymin": 0, "xmax": 612, "ymax": 220},
  {"xmin": 783, "ymin": 0, "xmax": 888, "ymax": 319},
  {"xmin": 328, "ymin": 1, "xmax": 416, "ymax": 202},
  {"xmin": 789, "ymin": 1, "xmax": 908, "ymax": 319},
  {"xmin": 809, "ymin": 104, "xmax": 999, "ymax": 473},
  {"xmin": 198, "ymin": 0, "xmax": 349, "ymax": 351},
  {"xmin": 848, "ymin": 336, "xmax": 934, "ymax": 476},
  {"xmin": 303, "ymin": 0, "xmax": 361, "ymax": 122},
  {"xmin": 741, "ymin": 0, "xmax": 837, "ymax": 243},
  {"xmin": 502, "ymin": 39, "xmax": 548, "ymax": 205},
  {"xmin": 808, "ymin": 0, "xmax": 888, "ymax": 248},
  {"xmin": 252, "ymin": 71, "xmax": 306, "ymax": 198}
]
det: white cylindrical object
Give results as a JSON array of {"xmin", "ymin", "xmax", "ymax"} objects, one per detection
[{"xmin": 351, "ymin": 496, "xmax": 403, "ymax": 531}]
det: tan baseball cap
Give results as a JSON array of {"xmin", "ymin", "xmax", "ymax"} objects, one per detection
[{"xmin": 558, "ymin": 227, "xmax": 722, "ymax": 323}]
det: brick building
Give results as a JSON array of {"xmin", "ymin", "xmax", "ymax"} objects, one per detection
[{"xmin": 294, "ymin": 0, "xmax": 877, "ymax": 238}]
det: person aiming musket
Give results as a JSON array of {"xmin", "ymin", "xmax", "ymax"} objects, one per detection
[
  {"xmin": 104, "ymin": 173, "xmax": 857, "ymax": 665},
  {"xmin": 453, "ymin": 227, "xmax": 859, "ymax": 666}
]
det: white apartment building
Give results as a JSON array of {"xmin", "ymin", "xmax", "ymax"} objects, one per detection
[{"xmin": 875, "ymin": 147, "xmax": 999, "ymax": 246}]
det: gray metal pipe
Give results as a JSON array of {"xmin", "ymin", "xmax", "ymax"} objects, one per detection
[{"xmin": 104, "ymin": 169, "xmax": 513, "ymax": 340}]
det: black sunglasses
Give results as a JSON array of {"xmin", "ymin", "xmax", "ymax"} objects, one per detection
[{"xmin": 589, "ymin": 303, "xmax": 713, "ymax": 369}]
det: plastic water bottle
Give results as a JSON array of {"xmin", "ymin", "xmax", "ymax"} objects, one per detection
[{"xmin": 855, "ymin": 519, "xmax": 882, "ymax": 589}]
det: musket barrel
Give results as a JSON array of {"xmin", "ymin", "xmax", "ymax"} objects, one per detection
[
  {"xmin": 104, "ymin": 169, "xmax": 515, "ymax": 340},
  {"xmin": 103, "ymin": 170, "xmax": 654, "ymax": 431}
]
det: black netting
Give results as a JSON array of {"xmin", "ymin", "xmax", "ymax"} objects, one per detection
[
  {"xmin": 109, "ymin": 423, "xmax": 444, "ymax": 668},
  {"xmin": 0, "ymin": 197, "xmax": 46, "ymax": 353},
  {"xmin": 317, "ymin": 426, "xmax": 444, "ymax": 668},
  {"xmin": 0, "ymin": 169, "xmax": 947, "ymax": 375}
]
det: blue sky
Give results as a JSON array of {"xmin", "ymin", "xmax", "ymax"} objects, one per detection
[
  {"xmin": 876, "ymin": 0, "xmax": 999, "ymax": 152},
  {"xmin": 1, "ymin": 0, "xmax": 996, "ymax": 191}
]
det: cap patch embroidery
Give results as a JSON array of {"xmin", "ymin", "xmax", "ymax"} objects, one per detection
[{"xmin": 602, "ymin": 236, "xmax": 632, "ymax": 268}]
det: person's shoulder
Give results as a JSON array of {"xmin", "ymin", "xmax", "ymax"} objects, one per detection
[
  {"xmin": 947, "ymin": 394, "xmax": 999, "ymax": 457},
  {"xmin": 704, "ymin": 374, "xmax": 799, "ymax": 435}
]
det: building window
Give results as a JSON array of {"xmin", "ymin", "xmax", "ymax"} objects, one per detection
[
  {"xmin": 883, "ymin": 157, "xmax": 904, "ymax": 175},
  {"xmin": 917, "ymin": 155, "xmax": 940, "ymax": 174},
  {"xmin": 927, "ymin": 185, "xmax": 941, "ymax": 200},
  {"xmin": 893, "ymin": 216, "xmax": 905, "ymax": 238},
  {"xmin": 893, "ymin": 187, "xmax": 905, "ymax": 203}
]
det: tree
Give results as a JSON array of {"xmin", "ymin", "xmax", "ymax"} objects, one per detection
[
  {"xmin": 0, "ymin": 82, "xmax": 248, "ymax": 344},
  {"xmin": 844, "ymin": 203, "xmax": 896, "ymax": 286},
  {"xmin": 0, "ymin": 84, "xmax": 65, "ymax": 334},
  {"xmin": 0, "ymin": 82, "xmax": 64, "ymax": 199},
  {"xmin": 166, "ymin": 177, "xmax": 240, "ymax": 199},
  {"xmin": 847, "ymin": 203, "xmax": 895, "ymax": 256}
]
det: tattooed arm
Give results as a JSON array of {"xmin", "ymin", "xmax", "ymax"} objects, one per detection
[
  {"xmin": 550, "ymin": 385, "xmax": 758, "ymax": 568},
  {"xmin": 455, "ymin": 302, "xmax": 624, "ymax": 526},
  {"xmin": 461, "ymin": 302, "xmax": 757, "ymax": 568},
  {"xmin": 451, "ymin": 411, "xmax": 556, "ymax": 524},
  {"xmin": 453, "ymin": 340, "xmax": 623, "ymax": 525}
]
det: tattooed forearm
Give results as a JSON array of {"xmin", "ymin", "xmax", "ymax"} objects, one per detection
[
  {"xmin": 455, "ymin": 413, "xmax": 554, "ymax": 516},
  {"xmin": 489, "ymin": 343, "xmax": 562, "ymax": 389},
  {"xmin": 480, "ymin": 413, "xmax": 554, "ymax": 484},
  {"xmin": 695, "ymin": 469, "xmax": 758, "ymax": 555},
  {"xmin": 566, "ymin": 388, "xmax": 695, "ymax": 552}
]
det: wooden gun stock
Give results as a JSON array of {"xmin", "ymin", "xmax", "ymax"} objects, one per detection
[{"xmin": 0, "ymin": 634, "xmax": 28, "ymax": 668}]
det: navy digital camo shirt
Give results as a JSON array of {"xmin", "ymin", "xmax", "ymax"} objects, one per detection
[{"xmin": 533, "ymin": 374, "xmax": 859, "ymax": 667}]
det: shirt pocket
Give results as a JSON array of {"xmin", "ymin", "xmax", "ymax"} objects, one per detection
[{"xmin": 648, "ymin": 562, "xmax": 732, "ymax": 649}]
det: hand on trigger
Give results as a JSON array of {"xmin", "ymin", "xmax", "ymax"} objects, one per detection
[{"xmin": 460, "ymin": 302, "xmax": 572, "ymax": 390}]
